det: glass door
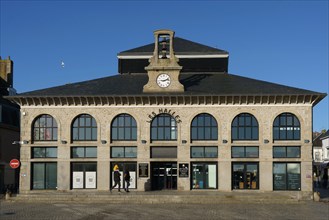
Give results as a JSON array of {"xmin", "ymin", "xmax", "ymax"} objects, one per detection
[{"xmin": 151, "ymin": 162, "xmax": 177, "ymax": 190}]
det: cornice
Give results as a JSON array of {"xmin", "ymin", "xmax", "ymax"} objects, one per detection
[{"xmin": 6, "ymin": 94, "xmax": 325, "ymax": 107}]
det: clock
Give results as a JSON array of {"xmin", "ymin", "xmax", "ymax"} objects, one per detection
[{"xmin": 156, "ymin": 73, "xmax": 171, "ymax": 88}]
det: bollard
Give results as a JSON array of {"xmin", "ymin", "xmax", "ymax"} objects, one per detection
[
  {"xmin": 313, "ymin": 191, "xmax": 320, "ymax": 202},
  {"xmin": 5, "ymin": 189, "xmax": 12, "ymax": 200}
]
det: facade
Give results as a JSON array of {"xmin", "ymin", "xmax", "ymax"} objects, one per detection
[
  {"xmin": 313, "ymin": 130, "xmax": 329, "ymax": 188},
  {"xmin": 7, "ymin": 30, "xmax": 327, "ymax": 199},
  {"xmin": 321, "ymin": 131, "xmax": 329, "ymax": 164},
  {"xmin": 0, "ymin": 56, "xmax": 20, "ymax": 193},
  {"xmin": 313, "ymin": 132, "xmax": 324, "ymax": 165},
  {"xmin": 313, "ymin": 131, "xmax": 329, "ymax": 166}
]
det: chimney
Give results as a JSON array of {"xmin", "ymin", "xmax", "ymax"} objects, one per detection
[{"xmin": 0, "ymin": 56, "xmax": 14, "ymax": 88}]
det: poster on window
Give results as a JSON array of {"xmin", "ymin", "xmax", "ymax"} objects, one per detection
[
  {"xmin": 288, "ymin": 173, "xmax": 300, "ymax": 190},
  {"xmin": 208, "ymin": 165, "xmax": 216, "ymax": 188},
  {"xmin": 85, "ymin": 172, "xmax": 96, "ymax": 188},
  {"xmin": 129, "ymin": 172, "xmax": 136, "ymax": 189},
  {"xmin": 274, "ymin": 174, "xmax": 286, "ymax": 190},
  {"xmin": 73, "ymin": 172, "xmax": 84, "ymax": 189}
]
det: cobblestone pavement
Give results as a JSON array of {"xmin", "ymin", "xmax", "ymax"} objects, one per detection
[{"xmin": 0, "ymin": 201, "xmax": 328, "ymax": 220}]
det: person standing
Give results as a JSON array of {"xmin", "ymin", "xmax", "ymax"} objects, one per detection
[
  {"xmin": 111, "ymin": 164, "xmax": 121, "ymax": 192},
  {"xmin": 124, "ymin": 169, "xmax": 131, "ymax": 192}
]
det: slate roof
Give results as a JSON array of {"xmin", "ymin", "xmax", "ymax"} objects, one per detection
[
  {"xmin": 313, "ymin": 130, "xmax": 329, "ymax": 146},
  {"xmin": 14, "ymin": 73, "xmax": 326, "ymax": 98},
  {"xmin": 118, "ymin": 37, "xmax": 228, "ymax": 56}
]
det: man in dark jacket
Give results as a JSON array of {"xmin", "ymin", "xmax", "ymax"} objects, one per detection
[
  {"xmin": 111, "ymin": 164, "xmax": 121, "ymax": 192},
  {"xmin": 124, "ymin": 170, "xmax": 131, "ymax": 192}
]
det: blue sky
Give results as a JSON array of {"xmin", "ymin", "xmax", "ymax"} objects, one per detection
[{"xmin": 1, "ymin": 0, "xmax": 328, "ymax": 132}]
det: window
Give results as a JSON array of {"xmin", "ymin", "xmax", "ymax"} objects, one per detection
[
  {"xmin": 32, "ymin": 162, "xmax": 57, "ymax": 190},
  {"xmin": 315, "ymin": 152, "xmax": 320, "ymax": 161},
  {"xmin": 151, "ymin": 147, "xmax": 177, "ymax": 158},
  {"xmin": 191, "ymin": 113, "xmax": 218, "ymax": 140},
  {"xmin": 32, "ymin": 147, "xmax": 57, "ymax": 158},
  {"xmin": 191, "ymin": 163, "xmax": 217, "ymax": 189},
  {"xmin": 191, "ymin": 146, "xmax": 218, "ymax": 158},
  {"xmin": 71, "ymin": 147, "xmax": 97, "ymax": 158},
  {"xmin": 232, "ymin": 163, "xmax": 259, "ymax": 190},
  {"xmin": 232, "ymin": 113, "xmax": 258, "ymax": 140},
  {"xmin": 273, "ymin": 146, "xmax": 300, "ymax": 158},
  {"xmin": 111, "ymin": 114, "xmax": 137, "ymax": 141},
  {"xmin": 151, "ymin": 114, "xmax": 177, "ymax": 140},
  {"xmin": 232, "ymin": 146, "xmax": 259, "ymax": 158},
  {"xmin": 273, "ymin": 113, "xmax": 300, "ymax": 140},
  {"xmin": 33, "ymin": 114, "xmax": 58, "ymax": 141},
  {"xmin": 111, "ymin": 146, "xmax": 137, "ymax": 158},
  {"xmin": 273, "ymin": 163, "xmax": 301, "ymax": 190},
  {"xmin": 72, "ymin": 114, "xmax": 97, "ymax": 141}
]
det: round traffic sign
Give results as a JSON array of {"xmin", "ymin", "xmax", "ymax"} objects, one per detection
[{"xmin": 9, "ymin": 159, "xmax": 20, "ymax": 169}]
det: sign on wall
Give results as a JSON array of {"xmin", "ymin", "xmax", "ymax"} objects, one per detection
[
  {"xmin": 139, "ymin": 163, "xmax": 148, "ymax": 177},
  {"xmin": 9, "ymin": 159, "xmax": 20, "ymax": 169},
  {"xmin": 179, "ymin": 163, "xmax": 189, "ymax": 178},
  {"xmin": 146, "ymin": 108, "xmax": 182, "ymax": 123}
]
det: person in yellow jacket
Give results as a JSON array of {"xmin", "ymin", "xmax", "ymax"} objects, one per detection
[{"xmin": 111, "ymin": 165, "xmax": 121, "ymax": 192}]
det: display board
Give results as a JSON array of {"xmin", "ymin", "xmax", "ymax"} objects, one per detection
[
  {"xmin": 179, "ymin": 163, "xmax": 189, "ymax": 177},
  {"xmin": 139, "ymin": 163, "xmax": 148, "ymax": 177}
]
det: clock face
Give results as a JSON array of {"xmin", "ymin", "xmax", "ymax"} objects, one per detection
[{"xmin": 156, "ymin": 74, "xmax": 171, "ymax": 88}]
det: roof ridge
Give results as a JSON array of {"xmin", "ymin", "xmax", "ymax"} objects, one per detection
[{"xmin": 118, "ymin": 36, "xmax": 228, "ymax": 55}]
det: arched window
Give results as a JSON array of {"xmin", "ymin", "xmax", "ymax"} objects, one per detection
[
  {"xmin": 151, "ymin": 114, "xmax": 177, "ymax": 141},
  {"xmin": 191, "ymin": 113, "xmax": 218, "ymax": 141},
  {"xmin": 111, "ymin": 114, "xmax": 137, "ymax": 141},
  {"xmin": 33, "ymin": 114, "xmax": 58, "ymax": 141},
  {"xmin": 232, "ymin": 113, "xmax": 259, "ymax": 140},
  {"xmin": 72, "ymin": 114, "xmax": 97, "ymax": 141},
  {"xmin": 273, "ymin": 113, "xmax": 300, "ymax": 140}
]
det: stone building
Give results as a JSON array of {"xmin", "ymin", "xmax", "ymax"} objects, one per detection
[
  {"xmin": 7, "ymin": 30, "xmax": 326, "ymax": 199},
  {"xmin": 0, "ymin": 56, "xmax": 20, "ymax": 193}
]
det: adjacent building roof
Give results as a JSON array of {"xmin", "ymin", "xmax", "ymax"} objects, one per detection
[{"xmin": 320, "ymin": 130, "xmax": 329, "ymax": 140}]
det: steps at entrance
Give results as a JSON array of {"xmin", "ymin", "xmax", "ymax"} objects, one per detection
[{"xmin": 7, "ymin": 191, "xmax": 305, "ymax": 204}]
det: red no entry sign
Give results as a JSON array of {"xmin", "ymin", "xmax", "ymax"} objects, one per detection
[{"xmin": 9, "ymin": 159, "xmax": 20, "ymax": 169}]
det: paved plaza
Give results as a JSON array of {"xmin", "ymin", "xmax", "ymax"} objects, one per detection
[{"xmin": 0, "ymin": 200, "xmax": 328, "ymax": 220}]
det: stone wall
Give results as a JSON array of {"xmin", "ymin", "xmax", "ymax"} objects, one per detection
[{"xmin": 18, "ymin": 103, "xmax": 313, "ymax": 195}]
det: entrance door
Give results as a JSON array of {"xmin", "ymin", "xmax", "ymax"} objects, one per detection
[{"xmin": 151, "ymin": 162, "xmax": 177, "ymax": 190}]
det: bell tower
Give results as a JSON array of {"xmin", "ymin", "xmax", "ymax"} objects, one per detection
[{"xmin": 143, "ymin": 29, "xmax": 184, "ymax": 93}]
